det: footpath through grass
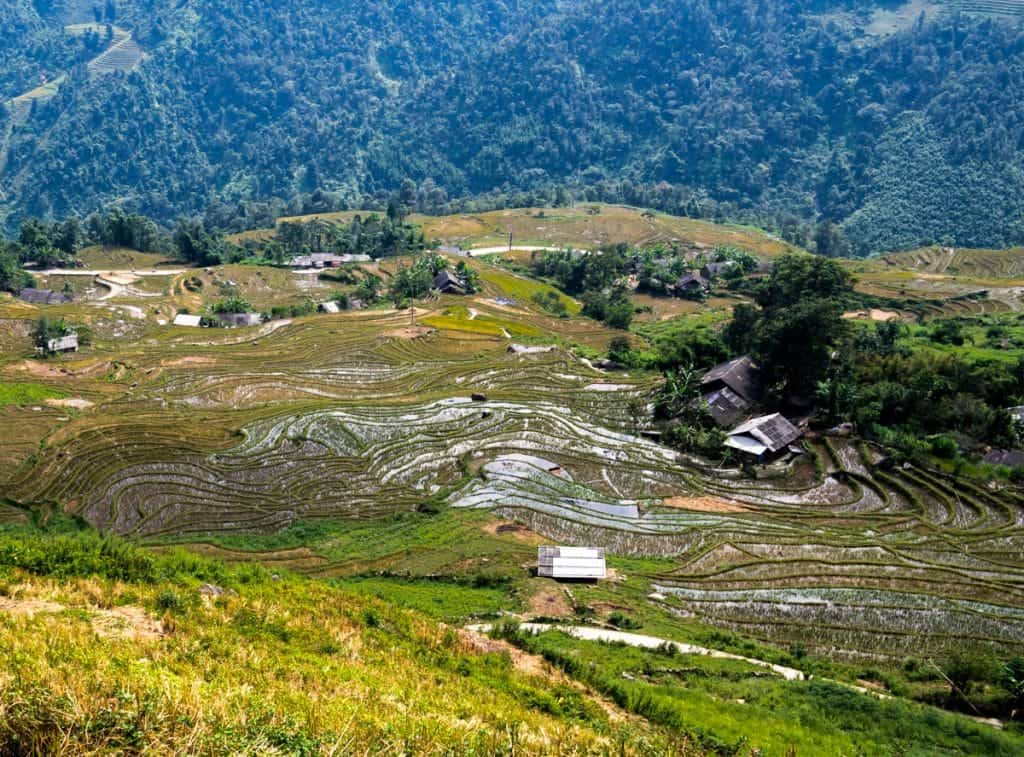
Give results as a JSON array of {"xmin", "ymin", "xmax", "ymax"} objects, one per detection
[{"xmin": 495, "ymin": 626, "xmax": 1024, "ymax": 756}]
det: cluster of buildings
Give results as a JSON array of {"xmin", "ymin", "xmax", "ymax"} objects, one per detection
[
  {"xmin": 670, "ymin": 261, "xmax": 736, "ymax": 297},
  {"xmin": 698, "ymin": 355, "xmax": 803, "ymax": 461},
  {"xmin": 286, "ymin": 253, "xmax": 372, "ymax": 268}
]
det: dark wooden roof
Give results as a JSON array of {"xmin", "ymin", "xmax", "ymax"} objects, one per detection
[
  {"xmin": 20, "ymin": 288, "xmax": 70, "ymax": 305},
  {"xmin": 984, "ymin": 449, "xmax": 1024, "ymax": 468},
  {"xmin": 700, "ymin": 386, "xmax": 751, "ymax": 428},
  {"xmin": 701, "ymin": 356, "xmax": 762, "ymax": 402},
  {"xmin": 675, "ymin": 272, "xmax": 708, "ymax": 289},
  {"xmin": 433, "ymin": 270, "xmax": 466, "ymax": 292}
]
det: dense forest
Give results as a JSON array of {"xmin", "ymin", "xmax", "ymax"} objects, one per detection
[{"xmin": 3, "ymin": 0, "xmax": 1024, "ymax": 253}]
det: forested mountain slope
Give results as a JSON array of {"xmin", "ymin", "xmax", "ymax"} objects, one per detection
[{"xmin": 2, "ymin": 0, "xmax": 1024, "ymax": 253}]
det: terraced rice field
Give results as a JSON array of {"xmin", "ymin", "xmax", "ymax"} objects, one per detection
[
  {"xmin": 88, "ymin": 36, "xmax": 144, "ymax": 75},
  {"xmin": 3, "ymin": 253, "xmax": 1024, "ymax": 662}
]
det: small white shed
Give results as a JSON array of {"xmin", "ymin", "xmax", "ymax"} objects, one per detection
[
  {"xmin": 173, "ymin": 313, "xmax": 202, "ymax": 327},
  {"xmin": 537, "ymin": 546, "xmax": 606, "ymax": 580}
]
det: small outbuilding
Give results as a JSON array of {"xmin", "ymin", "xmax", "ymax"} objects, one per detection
[
  {"xmin": 433, "ymin": 270, "xmax": 467, "ymax": 295},
  {"xmin": 725, "ymin": 413, "xmax": 802, "ymax": 460},
  {"xmin": 20, "ymin": 288, "xmax": 70, "ymax": 305},
  {"xmin": 319, "ymin": 301, "xmax": 341, "ymax": 314},
  {"xmin": 44, "ymin": 333, "xmax": 78, "ymax": 353},
  {"xmin": 537, "ymin": 546, "xmax": 606, "ymax": 581},
  {"xmin": 172, "ymin": 313, "xmax": 202, "ymax": 327}
]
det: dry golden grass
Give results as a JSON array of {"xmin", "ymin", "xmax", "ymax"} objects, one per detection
[
  {"xmin": 234, "ymin": 204, "xmax": 799, "ymax": 258},
  {"xmin": 0, "ymin": 567, "xmax": 680, "ymax": 755}
]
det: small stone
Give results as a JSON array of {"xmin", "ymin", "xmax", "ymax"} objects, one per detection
[{"xmin": 198, "ymin": 583, "xmax": 225, "ymax": 596}]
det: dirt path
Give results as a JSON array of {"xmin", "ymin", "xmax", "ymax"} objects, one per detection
[
  {"xmin": 468, "ymin": 622, "xmax": 806, "ymax": 681},
  {"xmin": 34, "ymin": 268, "xmax": 186, "ymax": 277}
]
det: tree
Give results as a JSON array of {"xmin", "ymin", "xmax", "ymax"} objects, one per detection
[
  {"xmin": 0, "ymin": 244, "xmax": 34, "ymax": 294},
  {"xmin": 355, "ymin": 274, "xmax": 382, "ymax": 303},
  {"xmin": 32, "ymin": 317, "xmax": 71, "ymax": 353},
  {"xmin": 455, "ymin": 260, "xmax": 480, "ymax": 293}
]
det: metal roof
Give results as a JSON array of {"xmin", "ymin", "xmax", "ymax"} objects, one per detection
[
  {"xmin": 173, "ymin": 313, "xmax": 202, "ymax": 327},
  {"xmin": 726, "ymin": 413, "xmax": 801, "ymax": 455},
  {"xmin": 538, "ymin": 546, "xmax": 607, "ymax": 579},
  {"xmin": 46, "ymin": 334, "xmax": 78, "ymax": 352}
]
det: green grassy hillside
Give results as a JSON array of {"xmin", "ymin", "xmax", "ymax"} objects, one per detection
[{"xmin": 0, "ymin": 525, "xmax": 681, "ymax": 754}]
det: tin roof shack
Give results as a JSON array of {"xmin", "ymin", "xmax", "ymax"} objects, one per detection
[
  {"xmin": 319, "ymin": 301, "xmax": 341, "ymax": 314},
  {"xmin": 20, "ymin": 288, "xmax": 70, "ymax": 305},
  {"xmin": 217, "ymin": 312, "xmax": 263, "ymax": 328},
  {"xmin": 172, "ymin": 313, "xmax": 202, "ymax": 327},
  {"xmin": 433, "ymin": 270, "xmax": 467, "ymax": 294},
  {"xmin": 699, "ymin": 356, "xmax": 763, "ymax": 427},
  {"xmin": 537, "ymin": 546, "xmax": 606, "ymax": 581},
  {"xmin": 41, "ymin": 333, "xmax": 78, "ymax": 354},
  {"xmin": 725, "ymin": 413, "xmax": 802, "ymax": 461}
]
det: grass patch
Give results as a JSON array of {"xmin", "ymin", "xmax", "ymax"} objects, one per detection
[
  {"xmin": 333, "ymin": 575, "xmax": 511, "ymax": 621},
  {"xmin": 508, "ymin": 631, "xmax": 1024, "ymax": 756},
  {"xmin": 0, "ymin": 382, "xmax": 67, "ymax": 407},
  {"xmin": 422, "ymin": 305, "xmax": 543, "ymax": 337},
  {"xmin": 480, "ymin": 269, "xmax": 581, "ymax": 315}
]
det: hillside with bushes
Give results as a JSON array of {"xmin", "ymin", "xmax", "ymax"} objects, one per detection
[{"xmin": 3, "ymin": 0, "xmax": 1024, "ymax": 253}]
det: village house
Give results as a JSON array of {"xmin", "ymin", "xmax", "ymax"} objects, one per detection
[
  {"xmin": 700, "ymin": 261, "xmax": 735, "ymax": 280},
  {"xmin": 20, "ymin": 288, "xmax": 70, "ymax": 305},
  {"xmin": 724, "ymin": 413, "xmax": 802, "ymax": 461},
  {"xmin": 537, "ymin": 546, "xmax": 606, "ymax": 581},
  {"xmin": 671, "ymin": 272, "xmax": 708, "ymax": 296},
  {"xmin": 217, "ymin": 312, "xmax": 263, "ymax": 328},
  {"xmin": 699, "ymin": 356, "xmax": 763, "ymax": 427},
  {"xmin": 433, "ymin": 270, "xmax": 467, "ymax": 294},
  {"xmin": 319, "ymin": 301, "xmax": 341, "ymax": 314}
]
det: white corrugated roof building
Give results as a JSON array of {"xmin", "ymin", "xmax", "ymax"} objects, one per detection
[
  {"xmin": 45, "ymin": 334, "xmax": 78, "ymax": 353},
  {"xmin": 173, "ymin": 313, "xmax": 202, "ymax": 327},
  {"xmin": 537, "ymin": 546, "xmax": 606, "ymax": 580}
]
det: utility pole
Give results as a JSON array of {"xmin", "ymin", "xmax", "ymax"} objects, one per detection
[{"xmin": 508, "ymin": 231, "xmax": 513, "ymax": 252}]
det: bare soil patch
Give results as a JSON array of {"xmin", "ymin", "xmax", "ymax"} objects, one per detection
[
  {"xmin": 382, "ymin": 325, "xmax": 435, "ymax": 340},
  {"xmin": 842, "ymin": 309, "xmax": 901, "ymax": 322},
  {"xmin": 482, "ymin": 519, "xmax": 545, "ymax": 545},
  {"xmin": 528, "ymin": 583, "xmax": 573, "ymax": 617},
  {"xmin": 162, "ymin": 356, "xmax": 218, "ymax": 368},
  {"xmin": 0, "ymin": 595, "xmax": 162, "ymax": 641},
  {"xmin": 662, "ymin": 495, "xmax": 749, "ymax": 513}
]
